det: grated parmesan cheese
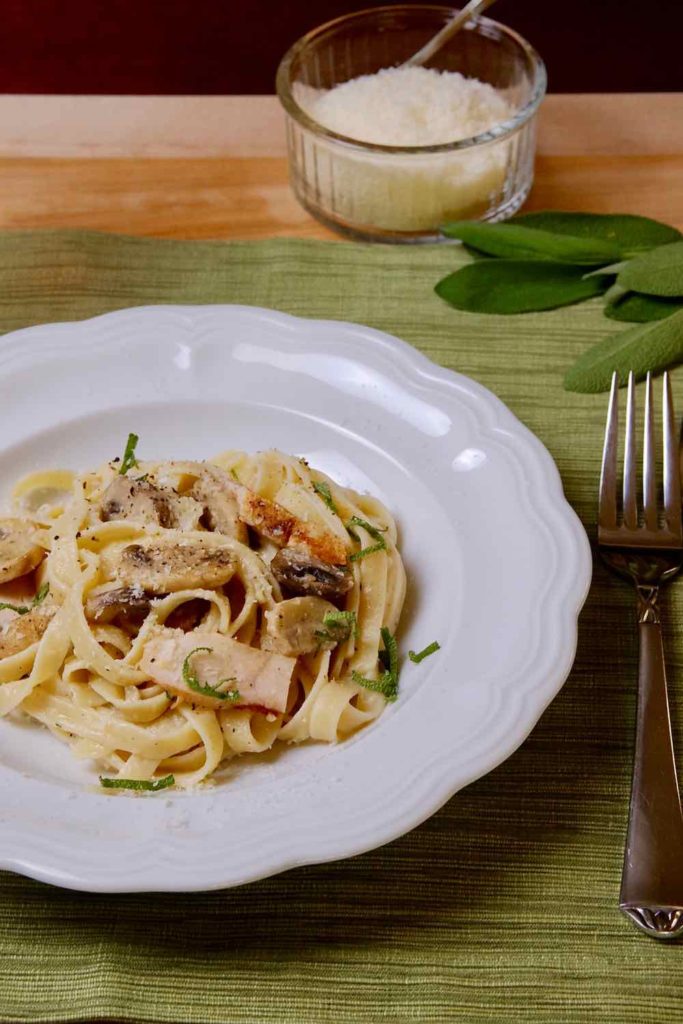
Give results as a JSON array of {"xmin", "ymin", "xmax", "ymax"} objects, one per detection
[
  {"xmin": 303, "ymin": 66, "xmax": 510, "ymax": 147},
  {"xmin": 291, "ymin": 67, "xmax": 516, "ymax": 235}
]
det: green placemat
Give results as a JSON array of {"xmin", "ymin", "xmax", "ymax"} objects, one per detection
[{"xmin": 0, "ymin": 230, "xmax": 681, "ymax": 1024}]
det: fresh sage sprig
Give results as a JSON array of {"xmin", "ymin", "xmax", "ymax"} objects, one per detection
[
  {"xmin": 437, "ymin": 213, "xmax": 683, "ymax": 316},
  {"xmin": 604, "ymin": 293, "xmax": 683, "ymax": 323},
  {"xmin": 617, "ymin": 241, "xmax": 683, "ymax": 297},
  {"xmin": 441, "ymin": 221, "xmax": 622, "ymax": 265},
  {"xmin": 435, "ymin": 211, "xmax": 683, "ymax": 392},
  {"xmin": 435, "ymin": 260, "xmax": 608, "ymax": 314},
  {"xmin": 564, "ymin": 309, "xmax": 683, "ymax": 393},
  {"xmin": 511, "ymin": 212, "xmax": 682, "ymax": 254}
]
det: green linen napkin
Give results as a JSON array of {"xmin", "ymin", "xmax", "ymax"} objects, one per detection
[{"xmin": 0, "ymin": 230, "xmax": 681, "ymax": 1024}]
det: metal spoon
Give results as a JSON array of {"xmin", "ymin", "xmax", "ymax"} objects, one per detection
[{"xmin": 401, "ymin": 0, "xmax": 500, "ymax": 68}]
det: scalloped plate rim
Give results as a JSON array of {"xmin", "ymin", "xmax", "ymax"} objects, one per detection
[{"xmin": 0, "ymin": 304, "xmax": 592, "ymax": 892}]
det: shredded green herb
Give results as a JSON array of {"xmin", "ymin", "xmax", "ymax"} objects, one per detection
[
  {"xmin": 230, "ymin": 468, "xmax": 240, "ymax": 482},
  {"xmin": 352, "ymin": 626, "xmax": 400, "ymax": 702},
  {"xmin": 314, "ymin": 610, "xmax": 358, "ymax": 646},
  {"xmin": 0, "ymin": 601, "xmax": 28, "ymax": 615},
  {"xmin": 379, "ymin": 626, "xmax": 398, "ymax": 680},
  {"xmin": 313, "ymin": 480, "xmax": 339, "ymax": 516},
  {"xmin": 135, "ymin": 473, "xmax": 149, "ymax": 483},
  {"xmin": 119, "ymin": 432, "xmax": 140, "ymax": 474},
  {"xmin": 408, "ymin": 641, "xmax": 441, "ymax": 664},
  {"xmin": 0, "ymin": 582, "xmax": 50, "ymax": 616},
  {"xmin": 99, "ymin": 774, "xmax": 175, "ymax": 792},
  {"xmin": 351, "ymin": 669, "xmax": 398, "ymax": 702},
  {"xmin": 325, "ymin": 610, "xmax": 358, "ymax": 638},
  {"xmin": 349, "ymin": 542, "xmax": 386, "ymax": 562},
  {"xmin": 347, "ymin": 516, "xmax": 387, "ymax": 540},
  {"xmin": 182, "ymin": 647, "xmax": 241, "ymax": 702},
  {"xmin": 347, "ymin": 516, "xmax": 387, "ymax": 561}
]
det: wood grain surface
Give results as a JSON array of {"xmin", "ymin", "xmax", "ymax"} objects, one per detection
[{"xmin": 0, "ymin": 95, "xmax": 681, "ymax": 238}]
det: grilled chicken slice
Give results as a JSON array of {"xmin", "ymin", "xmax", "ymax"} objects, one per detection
[
  {"xmin": 189, "ymin": 469, "xmax": 248, "ymax": 542},
  {"xmin": 0, "ymin": 518, "xmax": 46, "ymax": 583},
  {"xmin": 156, "ymin": 462, "xmax": 289, "ymax": 548},
  {"xmin": 0, "ymin": 599, "xmax": 55, "ymax": 659},
  {"xmin": 263, "ymin": 596, "xmax": 341, "ymax": 656},
  {"xmin": 237, "ymin": 489, "xmax": 348, "ymax": 564},
  {"xmin": 271, "ymin": 548, "xmax": 353, "ymax": 602},
  {"xmin": 103, "ymin": 538, "xmax": 235, "ymax": 594},
  {"xmin": 84, "ymin": 585, "xmax": 153, "ymax": 624},
  {"xmin": 237, "ymin": 491, "xmax": 296, "ymax": 546},
  {"xmin": 157, "ymin": 460, "xmax": 348, "ymax": 563},
  {"xmin": 138, "ymin": 629, "xmax": 295, "ymax": 712}
]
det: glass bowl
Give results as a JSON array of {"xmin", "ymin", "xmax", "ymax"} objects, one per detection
[{"xmin": 276, "ymin": 4, "xmax": 546, "ymax": 243}]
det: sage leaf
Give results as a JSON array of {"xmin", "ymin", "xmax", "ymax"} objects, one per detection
[
  {"xmin": 513, "ymin": 212, "xmax": 682, "ymax": 256},
  {"xmin": 435, "ymin": 261, "xmax": 608, "ymax": 314},
  {"xmin": 604, "ymin": 292, "xmax": 683, "ymax": 323},
  {"xmin": 564, "ymin": 309, "xmax": 683, "ymax": 393},
  {"xmin": 441, "ymin": 222, "xmax": 621, "ymax": 265},
  {"xmin": 604, "ymin": 282, "xmax": 630, "ymax": 306},
  {"xmin": 618, "ymin": 241, "xmax": 683, "ymax": 297},
  {"xmin": 583, "ymin": 261, "xmax": 631, "ymax": 278}
]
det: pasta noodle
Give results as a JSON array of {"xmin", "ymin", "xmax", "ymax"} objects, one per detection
[{"xmin": 0, "ymin": 445, "xmax": 406, "ymax": 790}]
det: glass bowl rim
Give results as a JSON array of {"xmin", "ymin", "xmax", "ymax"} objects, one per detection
[{"xmin": 276, "ymin": 3, "xmax": 547, "ymax": 156}]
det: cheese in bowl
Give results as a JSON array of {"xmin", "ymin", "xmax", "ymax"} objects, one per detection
[{"xmin": 277, "ymin": 5, "xmax": 546, "ymax": 241}]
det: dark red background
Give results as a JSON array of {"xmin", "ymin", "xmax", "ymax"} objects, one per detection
[{"xmin": 1, "ymin": 0, "xmax": 681, "ymax": 94}]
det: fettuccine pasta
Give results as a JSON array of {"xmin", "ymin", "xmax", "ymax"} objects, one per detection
[{"xmin": 0, "ymin": 440, "xmax": 406, "ymax": 790}]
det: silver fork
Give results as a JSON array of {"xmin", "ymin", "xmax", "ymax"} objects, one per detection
[{"xmin": 599, "ymin": 370, "xmax": 683, "ymax": 939}]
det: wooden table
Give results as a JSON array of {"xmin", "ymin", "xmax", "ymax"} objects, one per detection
[{"xmin": 0, "ymin": 94, "xmax": 682, "ymax": 236}]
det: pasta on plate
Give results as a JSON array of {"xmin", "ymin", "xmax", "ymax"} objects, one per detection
[{"xmin": 0, "ymin": 439, "xmax": 406, "ymax": 790}]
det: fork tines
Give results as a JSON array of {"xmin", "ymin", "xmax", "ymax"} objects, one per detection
[{"xmin": 598, "ymin": 371, "xmax": 682, "ymax": 549}]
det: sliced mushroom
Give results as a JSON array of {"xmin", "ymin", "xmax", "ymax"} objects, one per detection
[
  {"xmin": 0, "ymin": 518, "xmax": 46, "ymax": 583},
  {"xmin": 103, "ymin": 537, "xmax": 235, "ymax": 594},
  {"xmin": 100, "ymin": 476, "xmax": 203, "ymax": 531},
  {"xmin": 0, "ymin": 600, "xmax": 55, "ymax": 659},
  {"xmin": 164, "ymin": 598, "xmax": 210, "ymax": 632},
  {"xmin": 84, "ymin": 585, "xmax": 153, "ymax": 624},
  {"xmin": 138, "ymin": 628, "xmax": 295, "ymax": 712},
  {"xmin": 189, "ymin": 470, "xmax": 248, "ymax": 542},
  {"xmin": 100, "ymin": 476, "xmax": 175, "ymax": 528},
  {"xmin": 263, "ymin": 596, "xmax": 341, "ymax": 656},
  {"xmin": 270, "ymin": 548, "xmax": 353, "ymax": 602}
]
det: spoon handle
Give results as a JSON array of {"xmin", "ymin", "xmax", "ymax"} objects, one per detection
[{"xmin": 402, "ymin": 0, "xmax": 500, "ymax": 69}]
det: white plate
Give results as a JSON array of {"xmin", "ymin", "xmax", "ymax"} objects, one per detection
[{"xmin": 0, "ymin": 305, "xmax": 590, "ymax": 892}]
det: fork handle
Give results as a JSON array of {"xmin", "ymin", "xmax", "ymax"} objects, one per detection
[{"xmin": 619, "ymin": 585, "xmax": 683, "ymax": 938}]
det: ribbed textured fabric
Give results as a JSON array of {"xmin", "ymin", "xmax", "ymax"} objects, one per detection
[{"xmin": 0, "ymin": 230, "xmax": 681, "ymax": 1024}]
